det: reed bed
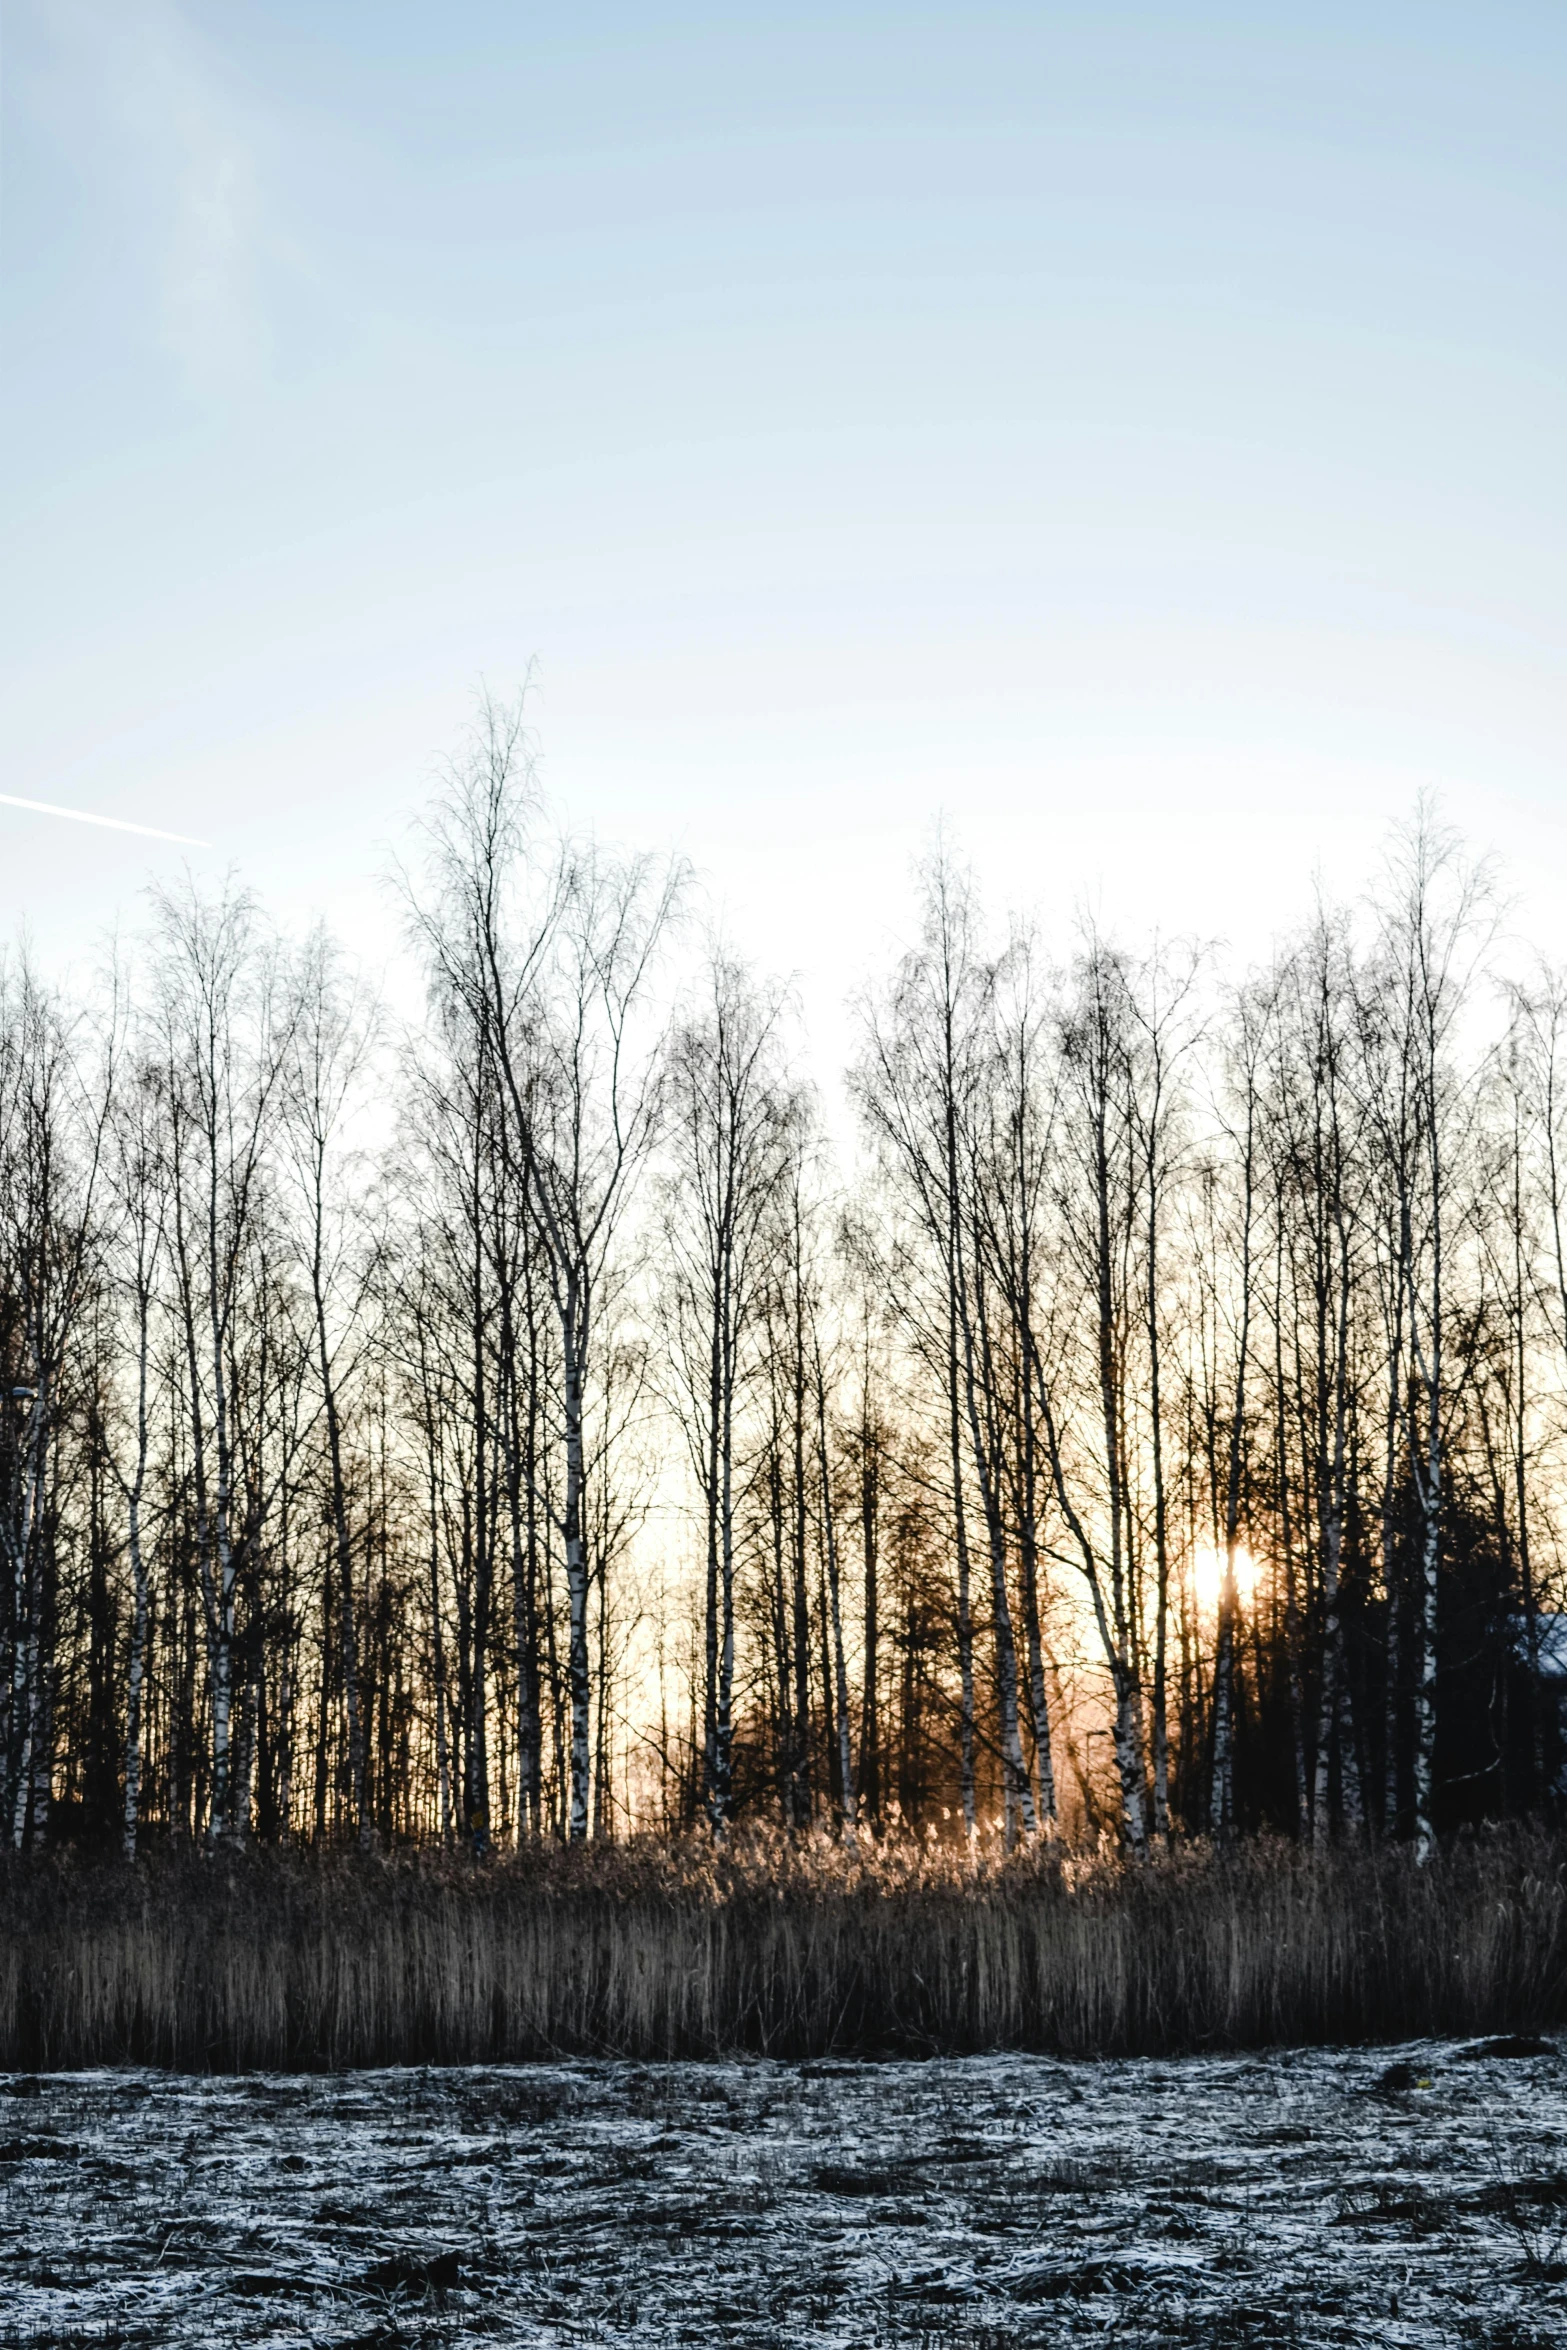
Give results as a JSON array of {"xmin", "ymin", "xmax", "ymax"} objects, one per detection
[{"xmin": 2, "ymin": 1827, "xmax": 1563, "ymax": 2070}]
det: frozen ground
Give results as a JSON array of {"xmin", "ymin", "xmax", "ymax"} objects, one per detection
[{"xmin": 1, "ymin": 2041, "xmax": 1565, "ymax": 2347}]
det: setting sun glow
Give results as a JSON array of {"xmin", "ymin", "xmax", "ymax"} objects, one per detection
[{"xmin": 1193, "ymin": 1545, "xmax": 1264, "ymax": 1614}]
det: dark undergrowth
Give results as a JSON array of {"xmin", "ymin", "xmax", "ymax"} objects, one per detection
[{"xmin": 2, "ymin": 1825, "xmax": 1563, "ymax": 2070}]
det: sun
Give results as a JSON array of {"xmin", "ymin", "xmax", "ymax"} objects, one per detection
[{"xmin": 1192, "ymin": 1544, "xmax": 1264, "ymax": 1614}]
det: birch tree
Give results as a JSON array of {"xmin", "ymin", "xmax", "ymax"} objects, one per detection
[
  {"xmin": 152, "ymin": 880, "xmax": 294, "ymax": 1842},
  {"xmin": 662, "ymin": 949, "xmax": 798, "ymax": 1832},
  {"xmin": 105, "ymin": 1051, "xmax": 165, "ymax": 1859},
  {"xmin": 1050, "ymin": 934, "xmax": 1151, "ymax": 1851},
  {"xmin": 410, "ymin": 697, "xmax": 683, "ymax": 1839},
  {"xmin": 1363, "ymin": 814, "xmax": 1493, "ymax": 1861},
  {"xmin": 284, "ymin": 926, "xmax": 379, "ymax": 1846},
  {"xmin": 0, "ymin": 958, "xmax": 109, "ymax": 1847},
  {"xmin": 852, "ymin": 851, "xmax": 992, "ymax": 1840}
]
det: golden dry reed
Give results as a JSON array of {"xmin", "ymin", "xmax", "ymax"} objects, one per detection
[{"xmin": 2, "ymin": 1829, "xmax": 1562, "ymax": 2071}]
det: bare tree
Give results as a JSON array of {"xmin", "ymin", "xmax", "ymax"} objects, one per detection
[
  {"xmin": 1362, "ymin": 812, "xmax": 1493, "ymax": 1861},
  {"xmin": 1208, "ymin": 973, "xmax": 1269, "ymax": 1842},
  {"xmin": 0, "ymin": 957, "xmax": 110, "ymax": 1848},
  {"xmin": 105, "ymin": 1047, "xmax": 165, "ymax": 1860},
  {"xmin": 284, "ymin": 925, "xmax": 380, "ymax": 1846},
  {"xmin": 1120, "ymin": 943, "xmax": 1201, "ymax": 1841},
  {"xmin": 661, "ymin": 947, "xmax": 799, "ymax": 1832},
  {"xmin": 1050, "ymin": 934, "xmax": 1150, "ymax": 1852},
  {"xmin": 853, "ymin": 850, "xmax": 992, "ymax": 1841},
  {"xmin": 408, "ymin": 697, "xmax": 683, "ymax": 1839},
  {"xmin": 151, "ymin": 879, "xmax": 295, "ymax": 1842},
  {"xmin": 1267, "ymin": 906, "xmax": 1370, "ymax": 1840},
  {"xmin": 978, "ymin": 930, "xmax": 1062, "ymax": 1829}
]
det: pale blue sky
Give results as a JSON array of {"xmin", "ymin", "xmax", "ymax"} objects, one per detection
[{"xmin": 2, "ymin": 3, "xmax": 1564, "ymax": 1054}]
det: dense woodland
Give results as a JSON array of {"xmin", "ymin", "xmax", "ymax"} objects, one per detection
[{"xmin": 3, "ymin": 705, "xmax": 1565, "ymax": 1862}]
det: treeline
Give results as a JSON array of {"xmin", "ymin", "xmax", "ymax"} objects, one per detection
[{"xmin": 2, "ymin": 702, "xmax": 1564, "ymax": 1857}]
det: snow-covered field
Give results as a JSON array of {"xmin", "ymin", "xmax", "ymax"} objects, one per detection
[{"xmin": 2, "ymin": 2040, "xmax": 1564, "ymax": 2346}]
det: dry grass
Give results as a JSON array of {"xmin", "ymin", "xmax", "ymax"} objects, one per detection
[{"xmin": 2, "ymin": 1826, "xmax": 1563, "ymax": 2070}]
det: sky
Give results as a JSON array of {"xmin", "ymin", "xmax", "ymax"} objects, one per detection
[{"xmin": 2, "ymin": 2, "xmax": 1564, "ymax": 1078}]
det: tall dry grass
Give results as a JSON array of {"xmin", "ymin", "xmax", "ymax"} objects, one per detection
[{"xmin": 2, "ymin": 1828, "xmax": 1563, "ymax": 2070}]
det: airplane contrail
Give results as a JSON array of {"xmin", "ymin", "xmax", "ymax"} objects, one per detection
[{"xmin": 0, "ymin": 793, "xmax": 209, "ymax": 849}]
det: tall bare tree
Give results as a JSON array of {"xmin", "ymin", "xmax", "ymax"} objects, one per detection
[
  {"xmin": 409, "ymin": 697, "xmax": 683, "ymax": 1839},
  {"xmin": 1363, "ymin": 814, "xmax": 1493, "ymax": 1861},
  {"xmin": 662, "ymin": 949, "xmax": 798, "ymax": 1831}
]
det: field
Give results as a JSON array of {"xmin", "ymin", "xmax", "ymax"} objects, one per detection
[
  {"xmin": 5, "ymin": 1836, "xmax": 1564, "ymax": 2344},
  {"xmin": 3, "ymin": 2038, "xmax": 1566, "ymax": 2346}
]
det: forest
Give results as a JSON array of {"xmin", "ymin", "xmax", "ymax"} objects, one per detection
[{"xmin": 3, "ymin": 700, "xmax": 1564, "ymax": 1869}]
